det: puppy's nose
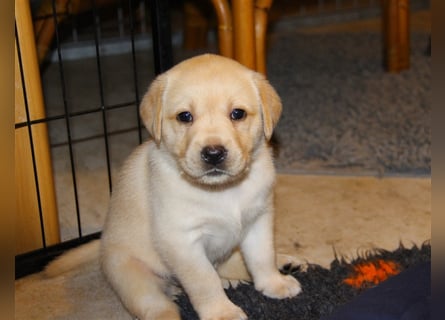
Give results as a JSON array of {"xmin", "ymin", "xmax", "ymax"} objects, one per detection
[{"xmin": 201, "ymin": 145, "xmax": 227, "ymax": 165}]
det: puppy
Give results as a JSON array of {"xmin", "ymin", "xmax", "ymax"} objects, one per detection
[{"xmin": 47, "ymin": 54, "xmax": 301, "ymax": 319}]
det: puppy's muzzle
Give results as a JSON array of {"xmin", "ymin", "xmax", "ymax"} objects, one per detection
[{"xmin": 201, "ymin": 145, "xmax": 227, "ymax": 166}]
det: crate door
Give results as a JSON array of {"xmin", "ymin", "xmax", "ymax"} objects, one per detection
[{"xmin": 15, "ymin": 0, "xmax": 60, "ymax": 255}]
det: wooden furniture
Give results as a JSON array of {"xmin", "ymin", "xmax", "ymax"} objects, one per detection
[
  {"xmin": 35, "ymin": 1, "xmax": 412, "ymax": 73},
  {"xmin": 210, "ymin": 0, "xmax": 273, "ymax": 75},
  {"xmin": 183, "ymin": 0, "xmax": 213, "ymax": 50},
  {"xmin": 184, "ymin": 0, "xmax": 273, "ymax": 74},
  {"xmin": 15, "ymin": 0, "xmax": 60, "ymax": 254},
  {"xmin": 382, "ymin": 0, "xmax": 410, "ymax": 72},
  {"xmin": 183, "ymin": 0, "xmax": 273, "ymax": 74},
  {"xmin": 186, "ymin": 0, "xmax": 411, "ymax": 74}
]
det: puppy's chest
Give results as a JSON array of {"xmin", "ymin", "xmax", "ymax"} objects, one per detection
[{"xmin": 197, "ymin": 192, "xmax": 265, "ymax": 259}]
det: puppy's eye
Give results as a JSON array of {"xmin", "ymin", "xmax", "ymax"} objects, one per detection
[
  {"xmin": 176, "ymin": 111, "xmax": 193, "ymax": 123},
  {"xmin": 230, "ymin": 108, "xmax": 246, "ymax": 121}
]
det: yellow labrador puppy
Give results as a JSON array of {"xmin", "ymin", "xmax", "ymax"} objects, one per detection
[{"xmin": 46, "ymin": 54, "xmax": 301, "ymax": 320}]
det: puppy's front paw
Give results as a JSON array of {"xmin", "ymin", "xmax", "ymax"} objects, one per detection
[
  {"xmin": 276, "ymin": 253, "xmax": 306, "ymax": 272},
  {"xmin": 256, "ymin": 274, "xmax": 302, "ymax": 299},
  {"xmin": 200, "ymin": 300, "xmax": 247, "ymax": 320}
]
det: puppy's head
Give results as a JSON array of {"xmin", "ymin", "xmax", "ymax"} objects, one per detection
[{"xmin": 140, "ymin": 54, "xmax": 281, "ymax": 186}]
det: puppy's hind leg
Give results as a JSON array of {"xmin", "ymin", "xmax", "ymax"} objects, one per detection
[{"xmin": 101, "ymin": 248, "xmax": 180, "ymax": 320}]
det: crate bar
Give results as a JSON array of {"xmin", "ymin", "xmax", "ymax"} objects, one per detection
[
  {"xmin": 50, "ymin": 0, "xmax": 83, "ymax": 238},
  {"xmin": 91, "ymin": 0, "xmax": 114, "ymax": 194},
  {"xmin": 15, "ymin": 26, "xmax": 47, "ymax": 249},
  {"xmin": 118, "ymin": 1, "xmax": 125, "ymax": 37},
  {"xmin": 150, "ymin": 0, "xmax": 173, "ymax": 75},
  {"xmin": 15, "ymin": 100, "xmax": 138, "ymax": 129},
  {"xmin": 128, "ymin": 0, "xmax": 144, "ymax": 143}
]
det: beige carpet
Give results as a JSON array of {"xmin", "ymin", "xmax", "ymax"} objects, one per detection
[{"xmin": 15, "ymin": 174, "xmax": 431, "ymax": 319}]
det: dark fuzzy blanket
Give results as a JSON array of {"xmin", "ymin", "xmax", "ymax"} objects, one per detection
[
  {"xmin": 267, "ymin": 32, "xmax": 431, "ymax": 176},
  {"xmin": 175, "ymin": 243, "xmax": 431, "ymax": 320}
]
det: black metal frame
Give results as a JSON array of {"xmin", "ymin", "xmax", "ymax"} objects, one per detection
[{"xmin": 15, "ymin": 0, "xmax": 173, "ymax": 279}]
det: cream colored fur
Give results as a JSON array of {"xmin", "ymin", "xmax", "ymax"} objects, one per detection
[{"xmin": 45, "ymin": 54, "xmax": 301, "ymax": 320}]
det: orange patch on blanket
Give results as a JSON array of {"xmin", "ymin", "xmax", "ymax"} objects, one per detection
[{"xmin": 344, "ymin": 260, "xmax": 400, "ymax": 288}]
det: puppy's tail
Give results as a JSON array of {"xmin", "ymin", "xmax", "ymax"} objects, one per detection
[{"xmin": 43, "ymin": 239, "xmax": 100, "ymax": 277}]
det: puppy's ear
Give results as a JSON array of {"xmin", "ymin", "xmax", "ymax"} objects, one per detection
[
  {"xmin": 139, "ymin": 75, "xmax": 167, "ymax": 143},
  {"xmin": 254, "ymin": 73, "xmax": 282, "ymax": 141}
]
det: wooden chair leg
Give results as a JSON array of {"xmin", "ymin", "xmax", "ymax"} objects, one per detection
[
  {"xmin": 232, "ymin": 0, "xmax": 256, "ymax": 70},
  {"xmin": 211, "ymin": 0, "xmax": 273, "ymax": 75},
  {"xmin": 183, "ymin": 0, "xmax": 211, "ymax": 50},
  {"xmin": 255, "ymin": 0, "xmax": 273, "ymax": 75},
  {"xmin": 381, "ymin": 0, "xmax": 410, "ymax": 72},
  {"xmin": 211, "ymin": 0, "xmax": 233, "ymax": 58}
]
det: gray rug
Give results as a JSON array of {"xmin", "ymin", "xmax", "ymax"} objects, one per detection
[{"xmin": 267, "ymin": 32, "xmax": 431, "ymax": 176}]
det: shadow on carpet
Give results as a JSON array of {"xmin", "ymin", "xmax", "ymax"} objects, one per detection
[{"xmin": 176, "ymin": 243, "xmax": 431, "ymax": 320}]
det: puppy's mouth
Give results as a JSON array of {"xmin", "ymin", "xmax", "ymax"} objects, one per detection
[
  {"xmin": 180, "ymin": 164, "xmax": 248, "ymax": 187},
  {"xmin": 179, "ymin": 146, "xmax": 249, "ymax": 186},
  {"xmin": 204, "ymin": 168, "xmax": 226, "ymax": 176}
]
